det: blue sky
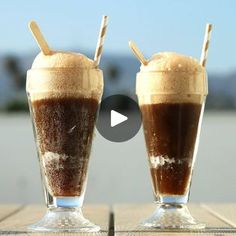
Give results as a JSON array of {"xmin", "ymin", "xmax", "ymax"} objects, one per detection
[{"xmin": 0, "ymin": 0, "xmax": 235, "ymax": 73}]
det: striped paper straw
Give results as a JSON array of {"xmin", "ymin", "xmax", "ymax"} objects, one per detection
[
  {"xmin": 94, "ymin": 15, "xmax": 108, "ymax": 66},
  {"xmin": 200, "ymin": 23, "xmax": 213, "ymax": 67}
]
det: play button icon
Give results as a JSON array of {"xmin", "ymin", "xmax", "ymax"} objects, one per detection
[
  {"xmin": 111, "ymin": 110, "xmax": 128, "ymax": 127},
  {"xmin": 96, "ymin": 95, "xmax": 142, "ymax": 142}
]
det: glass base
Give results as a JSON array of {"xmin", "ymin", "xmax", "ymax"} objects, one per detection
[
  {"xmin": 28, "ymin": 207, "xmax": 100, "ymax": 232},
  {"xmin": 140, "ymin": 204, "xmax": 205, "ymax": 230}
]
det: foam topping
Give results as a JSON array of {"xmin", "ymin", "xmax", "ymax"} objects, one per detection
[
  {"xmin": 141, "ymin": 52, "xmax": 204, "ymax": 72},
  {"xmin": 136, "ymin": 52, "xmax": 208, "ymax": 103},
  {"xmin": 27, "ymin": 51, "xmax": 103, "ymax": 101},
  {"xmin": 32, "ymin": 51, "xmax": 95, "ymax": 69}
]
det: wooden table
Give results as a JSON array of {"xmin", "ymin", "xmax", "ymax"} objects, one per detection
[{"xmin": 0, "ymin": 204, "xmax": 235, "ymax": 235}]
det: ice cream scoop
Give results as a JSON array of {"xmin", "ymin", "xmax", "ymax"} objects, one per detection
[
  {"xmin": 27, "ymin": 51, "xmax": 103, "ymax": 101},
  {"xmin": 136, "ymin": 52, "xmax": 208, "ymax": 104},
  {"xmin": 32, "ymin": 51, "xmax": 95, "ymax": 69},
  {"xmin": 140, "ymin": 52, "xmax": 203, "ymax": 72}
]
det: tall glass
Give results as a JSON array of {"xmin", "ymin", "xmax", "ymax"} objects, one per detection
[
  {"xmin": 136, "ymin": 70, "xmax": 207, "ymax": 229},
  {"xmin": 26, "ymin": 68, "xmax": 103, "ymax": 232}
]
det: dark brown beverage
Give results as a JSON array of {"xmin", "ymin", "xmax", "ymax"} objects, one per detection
[
  {"xmin": 140, "ymin": 102, "xmax": 202, "ymax": 196},
  {"xmin": 31, "ymin": 96, "xmax": 99, "ymax": 197}
]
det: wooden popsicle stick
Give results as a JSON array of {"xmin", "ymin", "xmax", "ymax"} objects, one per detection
[
  {"xmin": 28, "ymin": 21, "xmax": 51, "ymax": 55},
  {"xmin": 128, "ymin": 41, "xmax": 148, "ymax": 65}
]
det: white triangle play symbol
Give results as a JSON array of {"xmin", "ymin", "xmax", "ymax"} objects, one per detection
[{"xmin": 110, "ymin": 110, "xmax": 128, "ymax": 127}]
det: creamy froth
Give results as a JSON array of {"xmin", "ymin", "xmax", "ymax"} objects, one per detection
[
  {"xmin": 136, "ymin": 52, "xmax": 207, "ymax": 104},
  {"xmin": 141, "ymin": 52, "xmax": 203, "ymax": 72},
  {"xmin": 32, "ymin": 51, "xmax": 95, "ymax": 69},
  {"xmin": 27, "ymin": 51, "xmax": 103, "ymax": 101}
]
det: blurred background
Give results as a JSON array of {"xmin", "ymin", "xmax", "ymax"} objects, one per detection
[{"xmin": 0, "ymin": 0, "xmax": 236, "ymax": 204}]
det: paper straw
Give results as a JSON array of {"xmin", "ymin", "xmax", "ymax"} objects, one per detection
[
  {"xmin": 28, "ymin": 21, "xmax": 51, "ymax": 55},
  {"xmin": 128, "ymin": 41, "xmax": 148, "ymax": 65},
  {"xmin": 94, "ymin": 16, "xmax": 108, "ymax": 66},
  {"xmin": 200, "ymin": 23, "xmax": 213, "ymax": 67}
]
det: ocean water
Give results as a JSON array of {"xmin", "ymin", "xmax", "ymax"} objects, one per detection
[{"xmin": 0, "ymin": 112, "xmax": 235, "ymax": 204}]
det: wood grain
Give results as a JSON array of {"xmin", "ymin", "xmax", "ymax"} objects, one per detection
[
  {"xmin": 0, "ymin": 204, "xmax": 110, "ymax": 235},
  {"xmin": 0, "ymin": 204, "xmax": 236, "ymax": 235},
  {"xmin": 202, "ymin": 204, "xmax": 236, "ymax": 227},
  {"xmin": 114, "ymin": 204, "xmax": 236, "ymax": 235},
  {"xmin": 0, "ymin": 205, "xmax": 22, "ymax": 221},
  {"xmin": 115, "ymin": 232, "xmax": 236, "ymax": 236}
]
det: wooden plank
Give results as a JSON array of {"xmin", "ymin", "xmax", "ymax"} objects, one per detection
[
  {"xmin": 0, "ymin": 204, "xmax": 110, "ymax": 235},
  {"xmin": 202, "ymin": 203, "xmax": 236, "ymax": 227},
  {"xmin": 114, "ymin": 204, "xmax": 231, "ymax": 231},
  {"xmin": 0, "ymin": 205, "xmax": 22, "ymax": 221},
  {"xmin": 188, "ymin": 204, "xmax": 233, "ymax": 228},
  {"xmin": 113, "ymin": 204, "xmax": 236, "ymax": 235},
  {"xmin": 115, "ymin": 232, "xmax": 236, "ymax": 236}
]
